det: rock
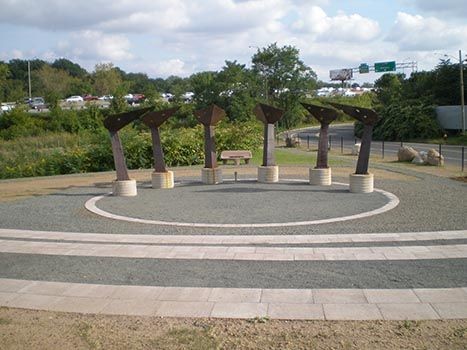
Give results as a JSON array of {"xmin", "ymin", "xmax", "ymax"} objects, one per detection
[
  {"xmin": 426, "ymin": 148, "xmax": 444, "ymax": 166},
  {"xmin": 398, "ymin": 146, "xmax": 418, "ymax": 162},
  {"xmin": 351, "ymin": 143, "xmax": 361, "ymax": 155},
  {"xmin": 412, "ymin": 154, "xmax": 426, "ymax": 165}
]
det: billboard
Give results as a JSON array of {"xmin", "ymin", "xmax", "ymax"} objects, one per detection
[{"xmin": 330, "ymin": 69, "xmax": 353, "ymax": 81}]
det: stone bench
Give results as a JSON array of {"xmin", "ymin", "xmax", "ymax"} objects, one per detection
[{"xmin": 220, "ymin": 150, "xmax": 252, "ymax": 165}]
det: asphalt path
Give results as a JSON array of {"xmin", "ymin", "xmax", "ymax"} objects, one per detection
[{"xmin": 293, "ymin": 124, "xmax": 465, "ymax": 168}]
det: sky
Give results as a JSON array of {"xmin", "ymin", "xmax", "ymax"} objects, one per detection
[{"xmin": 0, "ymin": 0, "xmax": 466, "ymax": 84}]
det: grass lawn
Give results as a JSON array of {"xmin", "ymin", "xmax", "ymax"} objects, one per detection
[{"xmin": 251, "ymin": 147, "xmax": 350, "ymax": 167}]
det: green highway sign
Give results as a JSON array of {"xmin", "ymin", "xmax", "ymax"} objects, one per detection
[
  {"xmin": 359, "ymin": 63, "xmax": 369, "ymax": 74},
  {"xmin": 374, "ymin": 61, "xmax": 396, "ymax": 72}
]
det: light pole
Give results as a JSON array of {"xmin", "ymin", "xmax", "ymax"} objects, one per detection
[
  {"xmin": 28, "ymin": 60, "xmax": 32, "ymax": 100},
  {"xmin": 440, "ymin": 51, "xmax": 466, "ymax": 133},
  {"xmin": 459, "ymin": 50, "xmax": 465, "ymax": 134}
]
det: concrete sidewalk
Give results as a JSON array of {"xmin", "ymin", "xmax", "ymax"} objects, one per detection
[{"xmin": 2, "ymin": 278, "xmax": 467, "ymax": 320}]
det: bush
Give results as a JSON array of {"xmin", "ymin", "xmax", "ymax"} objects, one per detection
[
  {"xmin": 0, "ymin": 107, "xmax": 45, "ymax": 140},
  {"xmin": 355, "ymin": 101, "xmax": 442, "ymax": 141},
  {"xmin": 0, "ymin": 120, "xmax": 265, "ymax": 179}
]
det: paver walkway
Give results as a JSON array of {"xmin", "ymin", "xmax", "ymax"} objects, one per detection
[{"xmin": 1, "ymin": 228, "xmax": 466, "ymax": 319}]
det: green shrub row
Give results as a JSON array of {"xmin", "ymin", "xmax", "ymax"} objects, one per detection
[{"xmin": 0, "ymin": 121, "xmax": 263, "ymax": 179}]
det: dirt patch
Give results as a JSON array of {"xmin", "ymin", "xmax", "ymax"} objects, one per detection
[{"xmin": 0, "ymin": 307, "xmax": 466, "ymax": 350}]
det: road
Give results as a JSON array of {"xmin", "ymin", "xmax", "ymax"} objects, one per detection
[{"xmin": 292, "ymin": 124, "xmax": 466, "ymax": 168}]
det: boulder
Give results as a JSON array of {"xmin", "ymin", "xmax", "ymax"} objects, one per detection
[
  {"xmin": 426, "ymin": 148, "xmax": 444, "ymax": 166},
  {"xmin": 398, "ymin": 146, "xmax": 418, "ymax": 162},
  {"xmin": 411, "ymin": 154, "xmax": 425, "ymax": 165}
]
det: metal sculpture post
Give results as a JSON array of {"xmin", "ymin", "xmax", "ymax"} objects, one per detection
[
  {"xmin": 103, "ymin": 107, "xmax": 152, "ymax": 196},
  {"xmin": 253, "ymin": 103, "xmax": 284, "ymax": 183},
  {"xmin": 301, "ymin": 103, "xmax": 338, "ymax": 185},
  {"xmin": 195, "ymin": 104, "xmax": 226, "ymax": 184},
  {"xmin": 328, "ymin": 102, "xmax": 379, "ymax": 193},
  {"xmin": 142, "ymin": 107, "xmax": 179, "ymax": 189}
]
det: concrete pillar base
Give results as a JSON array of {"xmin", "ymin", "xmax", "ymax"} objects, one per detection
[
  {"xmin": 112, "ymin": 179, "xmax": 137, "ymax": 196},
  {"xmin": 349, "ymin": 173, "xmax": 374, "ymax": 193},
  {"xmin": 257, "ymin": 165, "xmax": 279, "ymax": 183},
  {"xmin": 151, "ymin": 171, "xmax": 174, "ymax": 189},
  {"xmin": 309, "ymin": 167, "xmax": 332, "ymax": 186},
  {"xmin": 201, "ymin": 168, "xmax": 223, "ymax": 184}
]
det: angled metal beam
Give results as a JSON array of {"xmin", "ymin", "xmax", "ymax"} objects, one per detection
[
  {"xmin": 254, "ymin": 103, "xmax": 284, "ymax": 167},
  {"xmin": 301, "ymin": 103, "xmax": 339, "ymax": 169},
  {"xmin": 328, "ymin": 102, "xmax": 380, "ymax": 175},
  {"xmin": 142, "ymin": 107, "xmax": 179, "ymax": 172},
  {"xmin": 104, "ymin": 107, "xmax": 152, "ymax": 181},
  {"xmin": 195, "ymin": 105, "xmax": 226, "ymax": 169}
]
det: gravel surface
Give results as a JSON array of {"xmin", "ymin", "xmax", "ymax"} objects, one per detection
[
  {"xmin": 97, "ymin": 180, "xmax": 388, "ymax": 224},
  {"xmin": 1, "ymin": 253, "xmax": 466, "ymax": 289},
  {"xmin": 0, "ymin": 165, "xmax": 464, "ymax": 235}
]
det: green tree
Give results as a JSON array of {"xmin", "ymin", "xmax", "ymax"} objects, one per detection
[
  {"xmin": 217, "ymin": 60, "xmax": 257, "ymax": 121},
  {"xmin": 0, "ymin": 62, "xmax": 11, "ymax": 102},
  {"xmin": 190, "ymin": 71, "xmax": 220, "ymax": 108},
  {"xmin": 35, "ymin": 65, "xmax": 74, "ymax": 104},
  {"xmin": 52, "ymin": 58, "xmax": 88, "ymax": 78},
  {"xmin": 92, "ymin": 63, "xmax": 123, "ymax": 96},
  {"xmin": 251, "ymin": 43, "xmax": 317, "ymax": 128},
  {"xmin": 373, "ymin": 73, "xmax": 404, "ymax": 107}
]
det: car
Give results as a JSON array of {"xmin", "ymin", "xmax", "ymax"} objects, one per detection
[
  {"xmin": 66, "ymin": 95, "xmax": 84, "ymax": 102},
  {"xmin": 83, "ymin": 94, "xmax": 98, "ymax": 101},
  {"xmin": 98, "ymin": 95, "xmax": 113, "ymax": 101},
  {"xmin": 29, "ymin": 97, "xmax": 46, "ymax": 110},
  {"xmin": 1, "ymin": 103, "xmax": 15, "ymax": 113}
]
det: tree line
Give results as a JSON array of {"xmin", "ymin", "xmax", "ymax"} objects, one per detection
[{"xmin": 0, "ymin": 43, "xmax": 318, "ymax": 128}]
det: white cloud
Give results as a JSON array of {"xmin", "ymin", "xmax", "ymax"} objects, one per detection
[
  {"xmin": 145, "ymin": 59, "xmax": 190, "ymax": 77},
  {"xmin": 292, "ymin": 6, "xmax": 380, "ymax": 42},
  {"xmin": 387, "ymin": 12, "xmax": 467, "ymax": 51},
  {"xmin": 56, "ymin": 31, "xmax": 133, "ymax": 61}
]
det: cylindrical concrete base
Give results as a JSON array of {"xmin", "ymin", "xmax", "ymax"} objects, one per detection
[
  {"xmin": 257, "ymin": 165, "xmax": 279, "ymax": 183},
  {"xmin": 349, "ymin": 173, "xmax": 374, "ymax": 193},
  {"xmin": 201, "ymin": 167, "xmax": 223, "ymax": 185},
  {"xmin": 151, "ymin": 171, "xmax": 174, "ymax": 189},
  {"xmin": 112, "ymin": 179, "xmax": 137, "ymax": 196},
  {"xmin": 309, "ymin": 167, "xmax": 332, "ymax": 186}
]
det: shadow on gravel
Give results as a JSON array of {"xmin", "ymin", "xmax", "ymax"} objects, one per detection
[{"xmin": 195, "ymin": 187, "xmax": 349, "ymax": 194}]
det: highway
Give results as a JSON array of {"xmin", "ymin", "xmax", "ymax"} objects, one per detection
[{"xmin": 292, "ymin": 124, "xmax": 466, "ymax": 169}]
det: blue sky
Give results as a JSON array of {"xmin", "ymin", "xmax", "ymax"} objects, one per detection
[{"xmin": 0, "ymin": 0, "xmax": 466, "ymax": 83}]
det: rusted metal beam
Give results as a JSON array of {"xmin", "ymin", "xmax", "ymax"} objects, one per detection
[
  {"xmin": 301, "ymin": 103, "xmax": 339, "ymax": 169},
  {"xmin": 195, "ymin": 105, "xmax": 226, "ymax": 169},
  {"xmin": 109, "ymin": 131, "xmax": 130, "ymax": 181},
  {"xmin": 103, "ymin": 107, "xmax": 152, "ymax": 132},
  {"xmin": 142, "ymin": 107, "xmax": 179, "ymax": 173},
  {"xmin": 328, "ymin": 102, "xmax": 379, "ymax": 175},
  {"xmin": 254, "ymin": 103, "xmax": 284, "ymax": 167},
  {"xmin": 104, "ymin": 107, "xmax": 152, "ymax": 181}
]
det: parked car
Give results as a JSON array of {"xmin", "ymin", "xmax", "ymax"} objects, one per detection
[
  {"xmin": 83, "ymin": 94, "xmax": 98, "ymax": 101},
  {"xmin": 1, "ymin": 102, "xmax": 16, "ymax": 113},
  {"xmin": 66, "ymin": 95, "xmax": 84, "ymax": 102},
  {"xmin": 29, "ymin": 97, "xmax": 46, "ymax": 110},
  {"xmin": 98, "ymin": 95, "xmax": 113, "ymax": 101}
]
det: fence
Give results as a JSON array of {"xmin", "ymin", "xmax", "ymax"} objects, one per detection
[{"xmin": 294, "ymin": 133, "xmax": 465, "ymax": 173}]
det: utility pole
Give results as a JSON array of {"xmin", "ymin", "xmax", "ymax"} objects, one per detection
[
  {"xmin": 28, "ymin": 60, "xmax": 32, "ymax": 100},
  {"xmin": 460, "ymin": 49, "xmax": 465, "ymax": 134}
]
